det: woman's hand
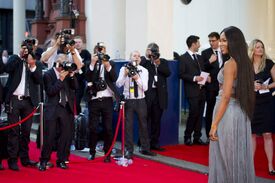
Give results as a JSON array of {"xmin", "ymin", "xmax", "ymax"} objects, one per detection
[{"xmin": 209, "ymin": 123, "xmax": 218, "ymax": 141}]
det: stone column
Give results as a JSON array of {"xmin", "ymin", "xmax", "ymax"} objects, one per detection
[
  {"xmin": 267, "ymin": 0, "xmax": 275, "ymax": 59},
  {"xmin": 125, "ymin": 0, "xmax": 173, "ymax": 59},
  {"xmin": 85, "ymin": 0, "xmax": 93, "ymax": 52},
  {"xmin": 13, "ymin": 0, "xmax": 26, "ymax": 54}
]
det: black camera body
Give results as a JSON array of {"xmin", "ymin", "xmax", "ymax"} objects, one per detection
[
  {"xmin": 125, "ymin": 62, "xmax": 141, "ymax": 77},
  {"xmin": 87, "ymin": 78, "xmax": 107, "ymax": 96},
  {"xmin": 94, "ymin": 79, "xmax": 107, "ymax": 92},
  {"xmin": 61, "ymin": 61, "xmax": 77, "ymax": 72},
  {"xmin": 96, "ymin": 42, "xmax": 110, "ymax": 63},
  {"xmin": 149, "ymin": 47, "xmax": 160, "ymax": 60},
  {"xmin": 59, "ymin": 29, "xmax": 75, "ymax": 53}
]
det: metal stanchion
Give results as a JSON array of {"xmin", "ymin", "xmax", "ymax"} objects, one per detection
[
  {"xmin": 116, "ymin": 101, "xmax": 133, "ymax": 167},
  {"xmin": 38, "ymin": 102, "xmax": 54, "ymax": 169},
  {"xmin": 39, "ymin": 102, "xmax": 44, "ymax": 147}
]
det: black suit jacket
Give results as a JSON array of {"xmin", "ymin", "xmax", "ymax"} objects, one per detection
[
  {"xmin": 201, "ymin": 48, "xmax": 224, "ymax": 91},
  {"xmin": 0, "ymin": 57, "xmax": 5, "ymax": 103},
  {"xmin": 85, "ymin": 60, "xmax": 120, "ymax": 100},
  {"xmin": 4, "ymin": 55, "xmax": 42, "ymax": 106},
  {"xmin": 43, "ymin": 68, "xmax": 78, "ymax": 119},
  {"xmin": 179, "ymin": 52, "xmax": 205, "ymax": 98},
  {"xmin": 140, "ymin": 57, "xmax": 171, "ymax": 109}
]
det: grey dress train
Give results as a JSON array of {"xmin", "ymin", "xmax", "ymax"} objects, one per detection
[{"xmin": 208, "ymin": 68, "xmax": 255, "ymax": 183}]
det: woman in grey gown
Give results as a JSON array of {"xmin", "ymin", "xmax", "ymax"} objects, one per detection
[{"xmin": 208, "ymin": 26, "xmax": 256, "ymax": 183}]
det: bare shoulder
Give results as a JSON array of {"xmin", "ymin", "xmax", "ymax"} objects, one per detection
[{"xmin": 224, "ymin": 58, "xmax": 237, "ymax": 78}]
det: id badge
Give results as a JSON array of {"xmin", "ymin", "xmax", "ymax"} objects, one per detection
[{"xmin": 130, "ymin": 81, "xmax": 134, "ymax": 93}]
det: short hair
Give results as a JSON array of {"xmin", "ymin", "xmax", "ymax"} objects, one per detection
[
  {"xmin": 147, "ymin": 42, "xmax": 159, "ymax": 52},
  {"xmin": 208, "ymin": 32, "xmax": 220, "ymax": 39},
  {"xmin": 74, "ymin": 36, "xmax": 83, "ymax": 40},
  {"xmin": 186, "ymin": 35, "xmax": 200, "ymax": 48}
]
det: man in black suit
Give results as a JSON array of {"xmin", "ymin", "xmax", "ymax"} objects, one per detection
[
  {"xmin": 4, "ymin": 43, "xmax": 43, "ymax": 171},
  {"xmin": 0, "ymin": 51, "xmax": 6, "ymax": 170},
  {"xmin": 38, "ymin": 54, "xmax": 78, "ymax": 171},
  {"xmin": 179, "ymin": 35, "xmax": 208, "ymax": 146},
  {"xmin": 201, "ymin": 32, "xmax": 224, "ymax": 142},
  {"xmin": 85, "ymin": 43, "xmax": 119, "ymax": 163},
  {"xmin": 140, "ymin": 43, "xmax": 171, "ymax": 151}
]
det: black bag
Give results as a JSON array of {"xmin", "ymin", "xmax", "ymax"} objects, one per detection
[
  {"xmin": 0, "ymin": 120, "xmax": 9, "ymax": 159},
  {"xmin": 74, "ymin": 113, "xmax": 89, "ymax": 150}
]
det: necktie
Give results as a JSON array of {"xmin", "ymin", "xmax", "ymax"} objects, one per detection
[
  {"xmin": 192, "ymin": 54, "xmax": 201, "ymax": 70},
  {"xmin": 134, "ymin": 80, "xmax": 138, "ymax": 98},
  {"xmin": 60, "ymin": 88, "xmax": 66, "ymax": 107},
  {"xmin": 24, "ymin": 64, "xmax": 30, "ymax": 96},
  {"xmin": 215, "ymin": 51, "xmax": 221, "ymax": 68}
]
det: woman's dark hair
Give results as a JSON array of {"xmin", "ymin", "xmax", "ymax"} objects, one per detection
[{"xmin": 221, "ymin": 26, "xmax": 255, "ymax": 120}]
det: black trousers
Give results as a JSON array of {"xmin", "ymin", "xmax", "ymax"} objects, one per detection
[
  {"xmin": 75, "ymin": 74, "xmax": 86, "ymax": 115},
  {"xmin": 184, "ymin": 89, "xmax": 206, "ymax": 141},
  {"xmin": 40, "ymin": 104, "xmax": 73, "ymax": 163},
  {"xmin": 125, "ymin": 98, "xmax": 150, "ymax": 153},
  {"xmin": 146, "ymin": 89, "xmax": 163, "ymax": 147},
  {"xmin": 7, "ymin": 96, "xmax": 34, "ymax": 162},
  {"xmin": 88, "ymin": 97, "xmax": 113, "ymax": 155},
  {"xmin": 205, "ymin": 90, "xmax": 218, "ymax": 138}
]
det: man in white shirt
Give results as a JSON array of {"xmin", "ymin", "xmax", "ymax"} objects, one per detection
[
  {"xmin": 41, "ymin": 32, "xmax": 83, "ymax": 70},
  {"xmin": 116, "ymin": 51, "xmax": 156, "ymax": 159}
]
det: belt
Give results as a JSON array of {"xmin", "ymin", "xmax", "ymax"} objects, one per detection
[
  {"xmin": 91, "ymin": 97, "xmax": 112, "ymax": 102},
  {"xmin": 12, "ymin": 95, "xmax": 30, "ymax": 101}
]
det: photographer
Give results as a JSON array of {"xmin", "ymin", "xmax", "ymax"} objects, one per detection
[
  {"xmin": 116, "ymin": 51, "xmax": 156, "ymax": 159},
  {"xmin": 85, "ymin": 43, "xmax": 119, "ymax": 163},
  {"xmin": 74, "ymin": 36, "xmax": 91, "ymax": 114},
  {"xmin": 41, "ymin": 31, "xmax": 83, "ymax": 70},
  {"xmin": 4, "ymin": 41, "xmax": 43, "ymax": 171},
  {"xmin": 140, "ymin": 43, "xmax": 171, "ymax": 151},
  {"xmin": 38, "ymin": 54, "xmax": 78, "ymax": 171}
]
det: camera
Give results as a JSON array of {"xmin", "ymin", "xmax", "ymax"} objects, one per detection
[
  {"xmin": 149, "ymin": 47, "xmax": 160, "ymax": 60},
  {"xmin": 59, "ymin": 29, "xmax": 75, "ymax": 53},
  {"xmin": 21, "ymin": 38, "xmax": 35, "ymax": 59},
  {"xmin": 86, "ymin": 78, "xmax": 107, "ymax": 96},
  {"xmin": 61, "ymin": 61, "xmax": 77, "ymax": 72},
  {"xmin": 54, "ymin": 61, "xmax": 77, "ymax": 72},
  {"xmin": 94, "ymin": 78, "xmax": 107, "ymax": 92},
  {"xmin": 96, "ymin": 42, "xmax": 110, "ymax": 62},
  {"xmin": 125, "ymin": 62, "xmax": 141, "ymax": 77}
]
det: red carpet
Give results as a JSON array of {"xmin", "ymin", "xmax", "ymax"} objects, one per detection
[
  {"xmin": 158, "ymin": 136, "xmax": 275, "ymax": 180},
  {"xmin": 0, "ymin": 143, "xmax": 208, "ymax": 183}
]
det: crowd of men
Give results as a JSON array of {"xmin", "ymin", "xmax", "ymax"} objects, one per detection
[{"xmin": 0, "ymin": 31, "xmax": 224, "ymax": 171}]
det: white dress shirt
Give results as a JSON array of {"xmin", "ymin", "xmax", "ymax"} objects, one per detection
[
  {"xmin": 42, "ymin": 47, "xmax": 82, "ymax": 69},
  {"xmin": 116, "ymin": 64, "xmax": 148, "ymax": 99},
  {"xmin": 13, "ymin": 62, "xmax": 37, "ymax": 96},
  {"xmin": 89, "ymin": 63, "xmax": 113, "ymax": 99}
]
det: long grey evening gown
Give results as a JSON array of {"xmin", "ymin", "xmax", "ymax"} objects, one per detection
[{"xmin": 208, "ymin": 68, "xmax": 255, "ymax": 183}]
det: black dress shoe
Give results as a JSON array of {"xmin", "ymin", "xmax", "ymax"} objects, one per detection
[
  {"xmin": 151, "ymin": 146, "xmax": 165, "ymax": 152},
  {"xmin": 88, "ymin": 154, "xmax": 95, "ymax": 160},
  {"xmin": 139, "ymin": 150, "xmax": 157, "ymax": 156},
  {"xmin": 21, "ymin": 160, "xmax": 38, "ymax": 167},
  {"xmin": 193, "ymin": 139, "xmax": 208, "ymax": 145},
  {"xmin": 56, "ymin": 162, "xmax": 68, "ymax": 169},
  {"xmin": 8, "ymin": 162, "xmax": 19, "ymax": 171},
  {"xmin": 103, "ymin": 156, "xmax": 111, "ymax": 163},
  {"xmin": 184, "ymin": 138, "xmax": 192, "ymax": 146},
  {"xmin": 38, "ymin": 162, "xmax": 47, "ymax": 171},
  {"xmin": 269, "ymin": 170, "xmax": 275, "ymax": 175}
]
